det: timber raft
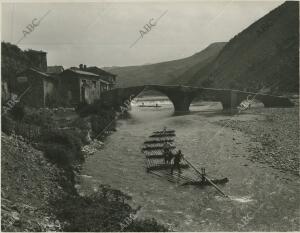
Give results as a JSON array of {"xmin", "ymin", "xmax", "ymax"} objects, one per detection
[{"xmin": 142, "ymin": 128, "xmax": 229, "ymax": 196}]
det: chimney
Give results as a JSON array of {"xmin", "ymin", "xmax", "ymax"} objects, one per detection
[
  {"xmin": 79, "ymin": 64, "xmax": 83, "ymax": 70},
  {"xmin": 83, "ymin": 64, "xmax": 87, "ymax": 70}
]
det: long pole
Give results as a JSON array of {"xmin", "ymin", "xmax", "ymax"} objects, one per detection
[{"xmin": 183, "ymin": 157, "xmax": 228, "ymax": 198}]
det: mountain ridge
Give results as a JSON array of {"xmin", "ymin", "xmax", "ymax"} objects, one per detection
[
  {"xmin": 104, "ymin": 1, "xmax": 298, "ymax": 94},
  {"xmin": 103, "ymin": 42, "xmax": 226, "ymax": 88}
]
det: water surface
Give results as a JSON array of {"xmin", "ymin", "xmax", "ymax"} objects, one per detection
[{"xmin": 80, "ymin": 99, "xmax": 299, "ymax": 231}]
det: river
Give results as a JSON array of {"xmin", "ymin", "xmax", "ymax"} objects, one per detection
[{"xmin": 79, "ymin": 98, "xmax": 299, "ymax": 231}]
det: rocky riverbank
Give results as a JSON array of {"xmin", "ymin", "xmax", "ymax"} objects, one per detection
[
  {"xmin": 1, "ymin": 104, "xmax": 168, "ymax": 232},
  {"xmin": 216, "ymin": 107, "xmax": 299, "ymax": 176},
  {"xmin": 1, "ymin": 133, "xmax": 64, "ymax": 231}
]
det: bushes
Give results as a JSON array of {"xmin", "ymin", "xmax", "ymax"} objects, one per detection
[
  {"xmin": 40, "ymin": 129, "xmax": 84, "ymax": 167},
  {"xmin": 51, "ymin": 185, "xmax": 168, "ymax": 232},
  {"xmin": 125, "ymin": 218, "xmax": 169, "ymax": 232},
  {"xmin": 43, "ymin": 144, "xmax": 74, "ymax": 166},
  {"xmin": 22, "ymin": 109, "xmax": 57, "ymax": 129},
  {"xmin": 76, "ymin": 100, "xmax": 115, "ymax": 118}
]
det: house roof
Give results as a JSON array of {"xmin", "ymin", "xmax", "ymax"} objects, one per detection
[
  {"xmin": 30, "ymin": 68, "xmax": 51, "ymax": 77},
  {"xmin": 47, "ymin": 66, "xmax": 64, "ymax": 74},
  {"xmin": 86, "ymin": 66, "xmax": 116, "ymax": 77},
  {"xmin": 61, "ymin": 68, "xmax": 113, "ymax": 85},
  {"xmin": 66, "ymin": 68, "xmax": 100, "ymax": 77},
  {"xmin": 17, "ymin": 68, "xmax": 51, "ymax": 78}
]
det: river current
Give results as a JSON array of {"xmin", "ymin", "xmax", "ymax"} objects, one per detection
[{"xmin": 79, "ymin": 98, "xmax": 299, "ymax": 231}]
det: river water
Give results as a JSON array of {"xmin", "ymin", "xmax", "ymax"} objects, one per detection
[{"xmin": 79, "ymin": 98, "xmax": 299, "ymax": 231}]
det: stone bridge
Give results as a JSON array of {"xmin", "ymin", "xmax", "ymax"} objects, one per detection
[{"xmin": 101, "ymin": 85, "xmax": 294, "ymax": 112}]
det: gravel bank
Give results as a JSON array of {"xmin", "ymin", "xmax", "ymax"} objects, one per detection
[{"xmin": 216, "ymin": 107, "xmax": 299, "ymax": 176}]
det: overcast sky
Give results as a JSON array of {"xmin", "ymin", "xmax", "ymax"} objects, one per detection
[{"xmin": 1, "ymin": 1, "xmax": 283, "ymax": 68}]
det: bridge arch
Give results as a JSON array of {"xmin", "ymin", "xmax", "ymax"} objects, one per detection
[
  {"xmin": 143, "ymin": 85, "xmax": 200, "ymax": 112},
  {"xmin": 101, "ymin": 85, "xmax": 294, "ymax": 113}
]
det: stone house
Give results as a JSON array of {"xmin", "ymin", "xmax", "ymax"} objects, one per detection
[
  {"xmin": 59, "ymin": 68, "xmax": 110, "ymax": 106},
  {"xmin": 85, "ymin": 66, "xmax": 117, "ymax": 90},
  {"xmin": 11, "ymin": 49, "xmax": 59, "ymax": 108},
  {"xmin": 14, "ymin": 68, "xmax": 58, "ymax": 107}
]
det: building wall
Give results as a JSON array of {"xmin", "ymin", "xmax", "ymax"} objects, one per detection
[
  {"xmin": 19, "ymin": 76, "xmax": 45, "ymax": 108},
  {"xmin": 79, "ymin": 78, "xmax": 101, "ymax": 104},
  {"xmin": 43, "ymin": 79, "xmax": 56, "ymax": 106},
  {"xmin": 60, "ymin": 75, "xmax": 80, "ymax": 106}
]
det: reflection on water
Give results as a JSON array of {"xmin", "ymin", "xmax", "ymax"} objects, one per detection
[{"xmin": 80, "ymin": 99, "xmax": 299, "ymax": 231}]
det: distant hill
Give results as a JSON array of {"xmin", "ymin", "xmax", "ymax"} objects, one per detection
[
  {"xmin": 175, "ymin": 1, "xmax": 299, "ymax": 94},
  {"xmin": 104, "ymin": 2, "xmax": 298, "ymax": 94},
  {"xmin": 103, "ymin": 42, "xmax": 226, "ymax": 88}
]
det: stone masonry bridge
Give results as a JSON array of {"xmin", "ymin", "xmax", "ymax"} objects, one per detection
[{"xmin": 101, "ymin": 85, "xmax": 294, "ymax": 112}]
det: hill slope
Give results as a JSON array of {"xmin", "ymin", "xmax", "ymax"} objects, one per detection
[
  {"xmin": 103, "ymin": 42, "xmax": 226, "ymax": 88},
  {"xmin": 176, "ymin": 1, "xmax": 299, "ymax": 93}
]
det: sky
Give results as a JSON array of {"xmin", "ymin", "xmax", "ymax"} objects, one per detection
[{"xmin": 1, "ymin": 1, "xmax": 283, "ymax": 68}]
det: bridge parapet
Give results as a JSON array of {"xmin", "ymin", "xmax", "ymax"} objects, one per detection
[{"xmin": 101, "ymin": 85, "xmax": 294, "ymax": 112}]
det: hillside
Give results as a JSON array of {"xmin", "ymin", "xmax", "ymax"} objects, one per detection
[
  {"xmin": 103, "ymin": 42, "xmax": 226, "ymax": 88},
  {"xmin": 176, "ymin": 1, "xmax": 299, "ymax": 93}
]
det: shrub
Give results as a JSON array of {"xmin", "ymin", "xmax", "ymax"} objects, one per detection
[
  {"xmin": 125, "ymin": 218, "xmax": 169, "ymax": 232},
  {"xmin": 40, "ymin": 129, "xmax": 84, "ymax": 162},
  {"xmin": 51, "ymin": 184, "xmax": 168, "ymax": 232},
  {"xmin": 52, "ymin": 187, "xmax": 134, "ymax": 232},
  {"xmin": 76, "ymin": 100, "xmax": 115, "ymax": 118},
  {"xmin": 22, "ymin": 109, "xmax": 56, "ymax": 129},
  {"xmin": 43, "ymin": 143, "xmax": 74, "ymax": 167}
]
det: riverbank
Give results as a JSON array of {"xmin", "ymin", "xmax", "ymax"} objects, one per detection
[
  {"xmin": 1, "ymin": 104, "xmax": 168, "ymax": 231},
  {"xmin": 1, "ymin": 133, "xmax": 64, "ymax": 231},
  {"xmin": 216, "ymin": 107, "xmax": 299, "ymax": 176}
]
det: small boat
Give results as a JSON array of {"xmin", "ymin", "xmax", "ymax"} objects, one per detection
[
  {"xmin": 181, "ymin": 177, "xmax": 229, "ymax": 186},
  {"xmin": 138, "ymin": 105, "xmax": 162, "ymax": 108}
]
